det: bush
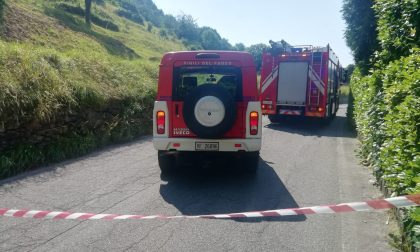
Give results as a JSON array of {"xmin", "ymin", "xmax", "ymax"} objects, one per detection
[
  {"xmin": 351, "ymin": 68, "xmax": 386, "ymax": 164},
  {"xmin": 346, "ymin": 86, "xmax": 356, "ymax": 129},
  {"xmin": 344, "ymin": 0, "xmax": 420, "ymax": 249},
  {"xmin": 350, "ymin": 51, "xmax": 420, "ymax": 249},
  {"xmin": 116, "ymin": 9, "xmax": 144, "ymax": 25},
  {"xmin": 374, "ymin": 0, "xmax": 419, "ymax": 63},
  {"xmin": 351, "ymin": 52, "xmax": 420, "ymax": 193},
  {"xmin": 379, "ymin": 50, "xmax": 420, "ymax": 195}
]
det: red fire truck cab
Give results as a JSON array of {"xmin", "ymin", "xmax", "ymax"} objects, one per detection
[{"xmin": 259, "ymin": 41, "xmax": 344, "ymax": 121}]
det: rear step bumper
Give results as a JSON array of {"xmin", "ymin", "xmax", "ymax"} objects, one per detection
[{"xmin": 153, "ymin": 138, "xmax": 261, "ymax": 152}]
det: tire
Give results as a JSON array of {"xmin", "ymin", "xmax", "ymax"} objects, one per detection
[
  {"xmin": 240, "ymin": 152, "xmax": 260, "ymax": 173},
  {"xmin": 183, "ymin": 84, "xmax": 236, "ymax": 139},
  {"xmin": 158, "ymin": 150, "xmax": 175, "ymax": 173}
]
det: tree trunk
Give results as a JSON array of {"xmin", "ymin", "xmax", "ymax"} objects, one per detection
[
  {"xmin": 85, "ymin": 0, "xmax": 92, "ymax": 26},
  {"xmin": 0, "ymin": 0, "xmax": 5, "ymax": 25}
]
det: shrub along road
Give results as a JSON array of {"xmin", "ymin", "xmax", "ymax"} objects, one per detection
[{"xmin": 0, "ymin": 106, "xmax": 395, "ymax": 251}]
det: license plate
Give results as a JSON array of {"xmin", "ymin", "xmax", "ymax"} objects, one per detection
[{"xmin": 195, "ymin": 142, "xmax": 219, "ymax": 151}]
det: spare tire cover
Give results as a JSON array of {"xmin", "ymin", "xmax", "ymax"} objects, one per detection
[{"xmin": 183, "ymin": 84, "xmax": 236, "ymax": 139}]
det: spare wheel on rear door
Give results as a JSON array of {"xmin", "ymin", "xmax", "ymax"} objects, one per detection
[{"xmin": 183, "ymin": 84, "xmax": 236, "ymax": 139}]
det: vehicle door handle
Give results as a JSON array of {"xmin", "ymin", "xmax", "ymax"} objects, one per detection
[{"xmin": 175, "ymin": 104, "xmax": 179, "ymax": 117}]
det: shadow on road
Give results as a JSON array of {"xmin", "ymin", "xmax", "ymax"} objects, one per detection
[
  {"xmin": 159, "ymin": 158, "xmax": 306, "ymax": 223},
  {"xmin": 265, "ymin": 115, "xmax": 356, "ymax": 138}
]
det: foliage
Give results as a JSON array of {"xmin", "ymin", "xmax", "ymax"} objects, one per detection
[
  {"xmin": 346, "ymin": 86, "xmax": 355, "ymax": 128},
  {"xmin": 233, "ymin": 43, "xmax": 246, "ymax": 51},
  {"xmin": 350, "ymin": 52, "xmax": 420, "ymax": 250},
  {"xmin": 378, "ymin": 50, "xmax": 420, "ymax": 195},
  {"xmin": 344, "ymin": 0, "xmax": 420, "ymax": 248},
  {"xmin": 342, "ymin": 0, "xmax": 380, "ymax": 75},
  {"xmin": 0, "ymin": 0, "xmax": 4, "ymax": 13},
  {"xmin": 0, "ymin": 118, "xmax": 151, "ymax": 179},
  {"xmin": 345, "ymin": 64, "xmax": 355, "ymax": 81},
  {"xmin": 115, "ymin": 9, "xmax": 144, "ymax": 25},
  {"xmin": 114, "ymin": 0, "xmax": 233, "ymax": 50},
  {"xmin": 246, "ymin": 43, "xmax": 269, "ymax": 72},
  {"xmin": 0, "ymin": 41, "xmax": 154, "ymax": 125},
  {"xmin": 350, "ymin": 68, "xmax": 385, "ymax": 161},
  {"xmin": 0, "ymin": 0, "xmax": 4, "ymax": 26},
  {"xmin": 0, "ymin": 41, "xmax": 156, "ymax": 178},
  {"xmin": 374, "ymin": 0, "xmax": 420, "ymax": 64},
  {"xmin": 175, "ymin": 14, "xmax": 200, "ymax": 44},
  {"xmin": 58, "ymin": 3, "xmax": 119, "ymax": 31},
  {"xmin": 200, "ymin": 27, "xmax": 222, "ymax": 50},
  {"xmin": 117, "ymin": 0, "xmax": 164, "ymax": 28},
  {"xmin": 0, "ymin": 0, "xmax": 189, "ymax": 178}
]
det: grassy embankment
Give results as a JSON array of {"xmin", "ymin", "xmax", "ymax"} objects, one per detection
[{"xmin": 0, "ymin": 0, "xmax": 185, "ymax": 178}]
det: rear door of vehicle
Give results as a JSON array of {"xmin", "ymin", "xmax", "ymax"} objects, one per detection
[
  {"xmin": 277, "ymin": 62, "xmax": 309, "ymax": 105},
  {"xmin": 170, "ymin": 62, "xmax": 244, "ymax": 138}
]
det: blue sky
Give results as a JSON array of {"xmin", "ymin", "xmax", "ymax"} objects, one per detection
[{"xmin": 152, "ymin": 0, "xmax": 354, "ymax": 66}]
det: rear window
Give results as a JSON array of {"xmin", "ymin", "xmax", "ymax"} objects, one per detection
[{"xmin": 172, "ymin": 66, "xmax": 242, "ymax": 101}]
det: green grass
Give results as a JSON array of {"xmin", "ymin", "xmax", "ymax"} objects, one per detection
[
  {"xmin": 0, "ymin": 0, "xmax": 186, "ymax": 178},
  {"xmin": 0, "ymin": 41, "xmax": 157, "ymax": 126},
  {"xmin": 9, "ymin": 0, "xmax": 185, "ymax": 59},
  {"xmin": 339, "ymin": 84, "xmax": 350, "ymax": 104}
]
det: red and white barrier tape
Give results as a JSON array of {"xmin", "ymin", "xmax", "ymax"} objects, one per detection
[{"xmin": 1, "ymin": 194, "xmax": 419, "ymax": 221}]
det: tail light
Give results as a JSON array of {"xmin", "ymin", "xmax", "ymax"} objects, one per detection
[
  {"xmin": 156, "ymin": 111, "xmax": 165, "ymax": 134},
  {"xmin": 250, "ymin": 111, "xmax": 259, "ymax": 135},
  {"xmin": 262, "ymin": 104, "xmax": 273, "ymax": 110}
]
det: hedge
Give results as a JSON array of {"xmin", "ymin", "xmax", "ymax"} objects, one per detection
[{"xmin": 350, "ymin": 49, "xmax": 420, "ymax": 249}]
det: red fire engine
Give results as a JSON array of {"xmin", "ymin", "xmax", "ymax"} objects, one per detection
[{"xmin": 259, "ymin": 40, "xmax": 344, "ymax": 121}]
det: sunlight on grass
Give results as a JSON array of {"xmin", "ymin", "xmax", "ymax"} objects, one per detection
[{"xmin": 0, "ymin": 0, "xmax": 186, "ymax": 178}]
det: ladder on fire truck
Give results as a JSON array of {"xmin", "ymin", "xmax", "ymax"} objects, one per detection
[{"xmin": 308, "ymin": 48, "xmax": 326, "ymax": 107}]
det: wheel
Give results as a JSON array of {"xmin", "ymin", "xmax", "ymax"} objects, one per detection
[
  {"xmin": 239, "ymin": 152, "xmax": 260, "ymax": 173},
  {"xmin": 183, "ymin": 84, "xmax": 236, "ymax": 139},
  {"xmin": 158, "ymin": 150, "xmax": 175, "ymax": 173}
]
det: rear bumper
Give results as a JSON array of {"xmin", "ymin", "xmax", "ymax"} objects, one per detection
[
  {"xmin": 153, "ymin": 138, "xmax": 261, "ymax": 152},
  {"xmin": 305, "ymin": 111, "xmax": 325, "ymax": 117}
]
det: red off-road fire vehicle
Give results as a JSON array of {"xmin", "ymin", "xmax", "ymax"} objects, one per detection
[
  {"xmin": 153, "ymin": 51, "xmax": 262, "ymax": 173},
  {"xmin": 259, "ymin": 40, "xmax": 344, "ymax": 122}
]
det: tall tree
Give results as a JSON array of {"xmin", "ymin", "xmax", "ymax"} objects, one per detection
[
  {"xmin": 233, "ymin": 43, "xmax": 246, "ymax": 51},
  {"xmin": 175, "ymin": 14, "xmax": 200, "ymax": 42},
  {"xmin": 85, "ymin": 0, "xmax": 92, "ymax": 26},
  {"xmin": 218, "ymin": 38, "xmax": 232, "ymax": 50},
  {"xmin": 200, "ymin": 27, "xmax": 221, "ymax": 50},
  {"xmin": 342, "ymin": 0, "xmax": 379, "ymax": 75},
  {"xmin": 246, "ymin": 43, "xmax": 269, "ymax": 72}
]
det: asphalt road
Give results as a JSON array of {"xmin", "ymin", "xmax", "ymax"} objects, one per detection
[{"xmin": 0, "ymin": 106, "xmax": 395, "ymax": 252}]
